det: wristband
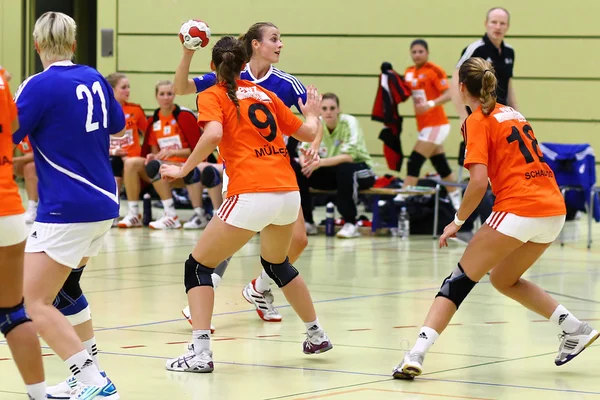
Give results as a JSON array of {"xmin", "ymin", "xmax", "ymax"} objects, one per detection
[
  {"xmin": 427, "ymin": 100, "xmax": 436, "ymax": 108},
  {"xmin": 454, "ymin": 213, "xmax": 465, "ymax": 226}
]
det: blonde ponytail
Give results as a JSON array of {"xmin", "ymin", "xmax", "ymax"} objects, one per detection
[
  {"xmin": 479, "ymin": 70, "xmax": 497, "ymax": 115},
  {"xmin": 458, "ymin": 57, "xmax": 498, "ymax": 115}
]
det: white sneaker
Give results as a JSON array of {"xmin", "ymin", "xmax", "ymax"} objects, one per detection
[
  {"xmin": 555, "ymin": 322, "xmax": 599, "ymax": 366},
  {"xmin": 303, "ymin": 330, "xmax": 333, "ymax": 354},
  {"xmin": 149, "ymin": 214, "xmax": 181, "ymax": 230},
  {"xmin": 305, "ymin": 222, "xmax": 318, "ymax": 235},
  {"xmin": 165, "ymin": 343, "xmax": 214, "ymax": 373},
  {"xmin": 183, "ymin": 211, "xmax": 210, "ymax": 229},
  {"xmin": 181, "ymin": 305, "xmax": 215, "ymax": 333},
  {"xmin": 448, "ymin": 190, "xmax": 462, "ymax": 211},
  {"xmin": 24, "ymin": 206, "xmax": 36, "ymax": 224},
  {"xmin": 48, "ymin": 373, "xmax": 111, "ymax": 399},
  {"xmin": 392, "ymin": 351, "xmax": 424, "ymax": 380},
  {"xmin": 242, "ymin": 279, "xmax": 282, "ymax": 322},
  {"xmin": 67, "ymin": 376, "xmax": 119, "ymax": 400},
  {"xmin": 47, "ymin": 375, "xmax": 79, "ymax": 399},
  {"xmin": 117, "ymin": 213, "xmax": 142, "ymax": 228},
  {"xmin": 336, "ymin": 223, "xmax": 360, "ymax": 238}
]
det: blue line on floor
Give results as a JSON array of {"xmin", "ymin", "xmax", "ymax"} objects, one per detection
[
  {"xmin": 93, "ymin": 269, "xmax": 577, "ymax": 333},
  {"xmin": 90, "ymin": 350, "xmax": 600, "ymax": 396}
]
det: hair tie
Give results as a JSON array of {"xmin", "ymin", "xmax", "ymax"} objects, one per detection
[{"xmin": 484, "ymin": 69, "xmax": 491, "ymax": 74}]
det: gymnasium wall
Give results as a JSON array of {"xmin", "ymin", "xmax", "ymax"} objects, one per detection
[
  {"xmin": 3, "ymin": 0, "xmax": 600, "ymax": 174},
  {"xmin": 0, "ymin": 0, "xmax": 24, "ymax": 85},
  {"xmin": 106, "ymin": 0, "xmax": 600, "ymax": 172}
]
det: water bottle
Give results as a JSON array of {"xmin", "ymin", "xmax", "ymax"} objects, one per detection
[
  {"xmin": 398, "ymin": 207, "xmax": 410, "ymax": 239},
  {"xmin": 325, "ymin": 202, "xmax": 335, "ymax": 237},
  {"xmin": 142, "ymin": 193, "xmax": 152, "ymax": 226}
]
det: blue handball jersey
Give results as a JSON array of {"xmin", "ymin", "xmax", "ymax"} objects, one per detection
[
  {"xmin": 13, "ymin": 61, "xmax": 125, "ymax": 223},
  {"xmin": 193, "ymin": 65, "xmax": 307, "ymax": 113}
]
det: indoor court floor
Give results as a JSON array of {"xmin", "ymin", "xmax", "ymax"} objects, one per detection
[{"xmin": 0, "ymin": 209, "xmax": 599, "ymax": 399}]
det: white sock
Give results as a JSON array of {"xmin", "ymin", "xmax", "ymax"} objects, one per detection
[
  {"xmin": 194, "ymin": 207, "xmax": 205, "ymax": 216},
  {"xmin": 28, "ymin": 200, "xmax": 38, "ymax": 210},
  {"xmin": 254, "ymin": 270, "xmax": 271, "ymax": 293},
  {"xmin": 25, "ymin": 382, "xmax": 46, "ymax": 400},
  {"xmin": 211, "ymin": 273, "xmax": 221, "ymax": 289},
  {"xmin": 128, "ymin": 201, "xmax": 140, "ymax": 215},
  {"xmin": 550, "ymin": 305, "xmax": 582, "ymax": 333},
  {"xmin": 193, "ymin": 330, "xmax": 211, "ymax": 353},
  {"xmin": 412, "ymin": 326, "xmax": 439, "ymax": 354},
  {"xmin": 162, "ymin": 198, "xmax": 176, "ymax": 217},
  {"xmin": 82, "ymin": 337, "xmax": 102, "ymax": 372},
  {"xmin": 304, "ymin": 318, "xmax": 323, "ymax": 335},
  {"xmin": 65, "ymin": 349, "xmax": 105, "ymax": 387}
]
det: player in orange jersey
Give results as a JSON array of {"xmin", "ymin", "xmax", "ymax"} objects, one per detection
[
  {"xmin": 118, "ymin": 80, "xmax": 206, "ymax": 230},
  {"xmin": 176, "ymin": 22, "xmax": 323, "ymax": 324},
  {"xmin": 403, "ymin": 39, "xmax": 462, "ymax": 210},
  {"xmin": 105, "ymin": 72, "xmax": 148, "ymax": 190},
  {"xmin": 161, "ymin": 36, "xmax": 332, "ymax": 373},
  {"xmin": 0, "ymin": 72, "xmax": 46, "ymax": 400},
  {"xmin": 393, "ymin": 58, "xmax": 599, "ymax": 380},
  {"xmin": 0, "ymin": 65, "xmax": 11, "ymax": 82},
  {"xmin": 13, "ymin": 136, "xmax": 38, "ymax": 223}
]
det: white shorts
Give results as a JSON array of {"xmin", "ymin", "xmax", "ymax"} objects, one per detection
[
  {"xmin": 222, "ymin": 169, "xmax": 229, "ymax": 195},
  {"xmin": 486, "ymin": 212, "xmax": 566, "ymax": 243},
  {"xmin": 0, "ymin": 213, "xmax": 27, "ymax": 247},
  {"xmin": 217, "ymin": 191, "xmax": 300, "ymax": 232},
  {"xmin": 25, "ymin": 219, "xmax": 113, "ymax": 268},
  {"xmin": 418, "ymin": 124, "xmax": 451, "ymax": 145}
]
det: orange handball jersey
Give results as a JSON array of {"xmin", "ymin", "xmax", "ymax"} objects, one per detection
[
  {"xmin": 0, "ymin": 75, "xmax": 25, "ymax": 216},
  {"xmin": 463, "ymin": 104, "xmax": 566, "ymax": 217},
  {"xmin": 404, "ymin": 62, "xmax": 449, "ymax": 131},
  {"xmin": 110, "ymin": 102, "xmax": 147, "ymax": 157},
  {"xmin": 197, "ymin": 80, "xmax": 303, "ymax": 197},
  {"xmin": 17, "ymin": 136, "xmax": 32, "ymax": 154},
  {"xmin": 148, "ymin": 112, "xmax": 190, "ymax": 163}
]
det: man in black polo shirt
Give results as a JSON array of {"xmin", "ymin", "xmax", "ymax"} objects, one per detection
[
  {"xmin": 449, "ymin": 7, "xmax": 516, "ymax": 243},
  {"xmin": 451, "ymin": 7, "xmax": 517, "ymax": 122}
]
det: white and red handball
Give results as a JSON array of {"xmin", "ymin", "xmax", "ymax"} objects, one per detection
[{"xmin": 179, "ymin": 20, "xmax": 211, "ymax": 50}]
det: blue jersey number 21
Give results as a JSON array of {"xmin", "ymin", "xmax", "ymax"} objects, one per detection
[{"xmin": 76, "ymin": 81, "xmax": 108, "ymax": 133}]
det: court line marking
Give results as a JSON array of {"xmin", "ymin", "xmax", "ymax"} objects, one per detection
[
  {"xmin": 92, "ymin": 269, "xmax": 587, "ymax": 332},
  {"xmin": 1, "ymin": 340, "xmax": 598, "ymax": 396},
  {"xmin": 81, "ymin": 350, "xmax": 600, "ymax": 396},
  {"xmin": 545, "ymin": 290, "xmax": 600, "ymax": 304},
  {"xmin": 0, "ymin": 390, "xmax": 26, "ymax": 396},
  {"xmin": 95, "ymin": 327, "xmax": 509, "ymax": 360},
  {"xmin": 94, "ymin": 285, "xmax": 441, "ymax": 331},
  {"xmin": 291, "ymin": 387, "xmax": 493, "ymax": 400}
]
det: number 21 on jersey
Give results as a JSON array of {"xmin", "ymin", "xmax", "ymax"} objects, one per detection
[{"xmin": 76, "ymin": 81, "xmax": 107, "ymax": 133}]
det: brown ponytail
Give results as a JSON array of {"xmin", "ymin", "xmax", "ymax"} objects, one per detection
[
  {"xmin": 212, "ymin": 36, "xmax": 247, "ymax": 115},
  {"xmin": 458, "ymin": 57, "xmax": 498, "ymax": 115}
]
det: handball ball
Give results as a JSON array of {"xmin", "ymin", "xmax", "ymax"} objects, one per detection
[{"xmin": 179, "ymin": 20, "xmax": 211, "ymax": 50}]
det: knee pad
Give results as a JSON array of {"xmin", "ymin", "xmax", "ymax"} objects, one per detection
[
  {"xmin": 0, "ymin": 299, "xmax": 31, "ymax": 337},
  {"xmin": 435, "ymin": 263, "xmax": 477, "ymax": 309},
  {"xmin": 110, "ymin": 156, "xmax": 124, "ymax": 178},
  {"xmin": 430, "ymin": 153, "xmax": 453, "ymax": 178},
  {"xmin": 200, "ymin": 165, "xmax": 222, "ymax": 188},
  {"xmin": 184, "ymin": 254, "xmax": 214, "ymax": 293},
  {"xmin": 261, "ymin": 257, "xmax": 299, "ymax": 288},
  {"xmin": 183, "ymin": 167, "xmax": 201, "ymax": 185},
  {"xmin": 406, "ymin": 151, "xmax": 427, "ymax": 177},
  {"xmin": 145, "ymin": 159, "xmax": 162, "ymax": 182},
  {"xmin": 53, "ymin": 266, "xmax": 91, "ymax": 326}
]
